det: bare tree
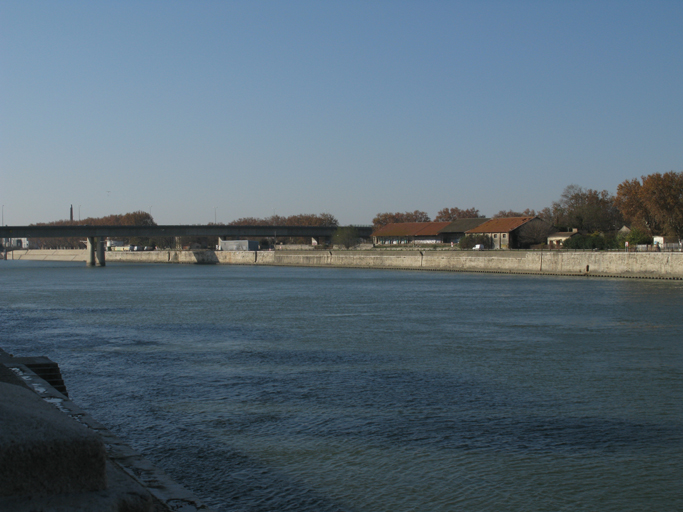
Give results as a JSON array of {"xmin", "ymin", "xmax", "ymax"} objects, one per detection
[
  {"xmin": 493, "ymin": 209, "xmax": 536, "ymax": 218},
  {"xmin": 434, "ymin": 207, "xmax": 482, "ymax": 221},
  {"xmin": 515, "ymin": 220, "xmax": 554, "ymax": 248},
  {"xmin": 550, "ymin": 185, "xmax": 622, "ymax": 232},
  {"xmin": 372, "ymin": 210, "xmax": 430, "ymax": 228}
]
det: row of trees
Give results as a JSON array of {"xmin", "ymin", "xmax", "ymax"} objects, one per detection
[
  {"xmin": 30, "ymin": 211, "xmax": 156, "ymax": 249},
  {"xmin": 225, "ymin": 213, "xmax": 338, "ymax": 247},
  {"xmin": 372, "ymin": 171, "xmax": 683, "ymax": 242},
  {"xmin": 26, "ymin": 171, "xmax": 683, "ymax": 249},
  {"xmin": 228, "ymin": 213, "xmax": 338, "ymax": 227},
  {"xmin": 373, "ymin": 187, "xmax": 623, "ymax": 232},
  {"xmin": 158, "ymin": 213, "xmax": 339, "ymax": 249},
  {"xmin": 28, "ymin": 212, "xmax": 341, "ymax": 249},
  {"xmin": 373, "ymin": 208, "xmax": 544, "ymax": 228},
  {"xmin": 168, "ymin": 213, "xmax": 339, "ymax": 249}
]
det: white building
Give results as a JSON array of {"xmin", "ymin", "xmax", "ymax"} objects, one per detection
[{"xmin": 2, "ymin": 237, "xmax": 30, "ymax": 249}]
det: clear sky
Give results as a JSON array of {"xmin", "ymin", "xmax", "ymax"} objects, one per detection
[{"xmin": 1, "ymin": 1, "xmax": 681, "ymax": 226}]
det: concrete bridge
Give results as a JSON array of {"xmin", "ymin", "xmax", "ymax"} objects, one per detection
[{"xmin": 0, "ymin": 224, "xmax": 373, "ymax": 267}]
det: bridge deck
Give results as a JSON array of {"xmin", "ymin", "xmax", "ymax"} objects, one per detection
[{"xmin": 0, "ymin": 225, "xmax": 373, "ymax": 239}]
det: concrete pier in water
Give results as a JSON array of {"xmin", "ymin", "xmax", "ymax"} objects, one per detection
[{"xmin": 86, "ymin": 237, "xmax": 106, "ymax": 267}]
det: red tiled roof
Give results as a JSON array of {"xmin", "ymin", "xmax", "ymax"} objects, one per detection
[
  {"xmin": 414, "ymin": 222, "xmax": 452, "ymax": 236},
  {"xmin": 466, "ymin": 217, "xmax": 536, "ymax": 234},
  {"xmin": 438, "ymin": 218, "xmax": 490, "ymax": 233},
  {"xmin": 372, "ymin": 223, "xmax": 428, "ymax": 237},
  {"xmin": 372, "ymin": 222, "xmax": 451, "ymax": 237}
]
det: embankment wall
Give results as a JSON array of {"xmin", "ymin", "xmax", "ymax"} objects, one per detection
[
  {"xmin": 9, "ymin": 249, "xmax": 87, "ymax": 262},
  {"xmin": 10, "ymin": 249, "xmax": 683, "ymax": 279},
  {"xmin": 265, "ymin": 250, "xmax": 683, "ymax": 278}
]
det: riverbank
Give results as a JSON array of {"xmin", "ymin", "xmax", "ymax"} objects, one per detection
[
  {"xmin": 9, "ymin": 248, "xmax": 683, "ymax": 279},
  {"xmin": 0, "ymin": 347, "xmax": 215, "ymax": 512}
]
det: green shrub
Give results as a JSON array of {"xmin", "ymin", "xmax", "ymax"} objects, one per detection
[
  {"xmin": 624, "ymin": 227, "xmax": 653, "ymax": 246},
  {"xmin": 459, "ymin": 234, "xmax": 494, "ymax": 250},
  {"xmin": 563, "ymin": 233, "xmax": 620, "ymax": 250},
  {"xmin": 332, "ymin": 226, "xmax": 360, "ymax": 249}
]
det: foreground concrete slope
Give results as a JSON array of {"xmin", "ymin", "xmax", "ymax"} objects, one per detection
[
  {"xmin": 0, "ymin": 382, "xmax": 156, "ymax": 512},
  {"xmin": 0, "ymin": 382, "xmax": 106, "ymax": 497},
  {"xmin": 0, "ymin": 349, "xmax": 215, "ymax": 512}
]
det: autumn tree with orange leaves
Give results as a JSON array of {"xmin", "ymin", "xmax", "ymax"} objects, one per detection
[
  {"xmin": 615, "ymin": 172, "xmax": 683, "ymax": 241},
  {"xmin": 30, "ymin": 211, "xmax": 157, "ymax": 248}
]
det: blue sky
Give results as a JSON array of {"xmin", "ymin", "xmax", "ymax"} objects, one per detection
[{"xmin": 1, "ymin": 1, "xmax": 681, "ymax": 225}]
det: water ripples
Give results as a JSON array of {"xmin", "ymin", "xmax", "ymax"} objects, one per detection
[{"xmin": 1, "ymin": 263, "xmax": 682, "ymax": 511}]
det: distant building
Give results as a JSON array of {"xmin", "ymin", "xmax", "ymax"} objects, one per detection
[
  {"xmin": 653, "ymin": 236, "xmax": 679, "ymax": 246},
  {"xmin": 372, "ymin": 219, "xmax": 491, "ymax": 245},
  {"xmin": 465, "ymin": 217, "xmax": 550, "ymax": 249},
  {"xmin": 2, "ymin": 237, "xmax": 30, "ymax": 249},
  {"xmin": 547, "ymin": 228, "xmax": 579, "ymax": 248},
  {"xmin": 617, "ymin": 226, "xmax": 632, "ymax": 237},
  {"xmin": 372, "ymin": 222, "xmax": 452, "ymax": 245},
  {"xmin": 438, "ymin": 218, "xmax": 490, "ymax": 244},
  {"xmin": 218, "ymin": 239, "xmax": 259, "ymax": 251}
]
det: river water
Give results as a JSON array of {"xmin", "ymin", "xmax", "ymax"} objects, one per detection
[{"xmin": 1, "ymin": 261, "xmax": 682, "ymax": 511}]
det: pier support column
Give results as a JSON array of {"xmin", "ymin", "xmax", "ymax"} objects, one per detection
[
  {"xmin": 86, "ymin": 237, "xmax": 106, "ymax": 267},
  {"xmin": 87, "ymin": 237, "xmax": 96, "ymax": 267},
  {"xmin": 96, "ymin": 239, "xmax": 106, "ymax": 267}
]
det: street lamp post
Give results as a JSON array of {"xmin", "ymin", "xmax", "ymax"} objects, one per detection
[
  {"xmin": 214, "ymin": 207, "xmax": 217, "ymax": 224},
  {"xmin": 78, "ymin": 205, "xmax": 81, "ymax": 222}
]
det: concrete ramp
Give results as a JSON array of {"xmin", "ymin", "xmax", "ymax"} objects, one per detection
[
  {"xmin": 0, "ymin": 382, "xmax": 108, "ymax": 496},
  {"xmin": 0, "ymin": 349, "xmax": 216, "ymax": 512}
]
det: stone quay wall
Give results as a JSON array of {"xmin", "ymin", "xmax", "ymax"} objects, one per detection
[
  {"xmin": 261, "ymin": 250, "xmax": 683, "ymax": 278},
  {"xmin": 11, "ymin": 249, "xmax": 683, "ymax": 279}
]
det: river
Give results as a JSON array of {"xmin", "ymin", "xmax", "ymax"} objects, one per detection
[{"xmin": 1, "ymin": 260, "xmax": 682, "ymax": 511}]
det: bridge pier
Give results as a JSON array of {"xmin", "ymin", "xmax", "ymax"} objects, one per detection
[{"xmin": 86, "ymin": 238, "xmax": 106, "ymax": 267}]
